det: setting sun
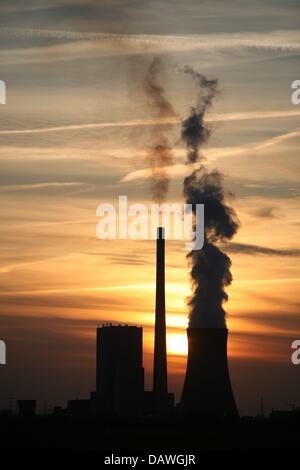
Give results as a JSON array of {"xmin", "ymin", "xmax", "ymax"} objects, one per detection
[{"xmin": 167, "ymin": 333, "xmax": 188, "ymax": 356}]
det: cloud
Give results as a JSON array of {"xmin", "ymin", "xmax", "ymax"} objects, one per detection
[
  {"xmin": 1, "ymin": 110, "xmax": 299, "ymax": 136},
  {"xmin": 233, "ymin": 310, "xmax": 300, "ymax": 336},
  {"xmin": 0, "ymin": 283, "xmax": 156, "ymax": 297},
  {"xmin": 223, "ymin": 242, "xmax": 300, "ymax": 257},
  {"xmin": 0, "ymin": 254, "xmax": 76, "ymax": 274},
  {"xmin": 0, "ymin": 118, "xmax": 178, "ymax": 135},
  {"xmin": 257, "ymin": 128, "xmax": 300, "ymax": 151},
  {"xmin": 120, "ymin": 162, "xmax": 190, "ymax": 183},
  {"xmin": 106, "ymin": 252, "xmax": 153, "ymax": 266},
  {"xmin": 207, "ymin": 128, "xmax": 300, "ymax": 162},
  {"xmin": 1, "ymin": 27, "xmax": 300, "ymax": 53},
  {"xmin": 215, "ymin": 110, "xmax": 300, "ymax": 122},
  {"xmin": 0, "ymin": 181, "xmax": 89, "ymax": 191},
  {"xmin": 253, "ymin": 206, "xmax": 279, "ymax": 219},
  {"xmin": 0, "ymin": 292, "xmax": 131, "ymax": 312},
  {"xmin": 120, "ymin": 127, "xmax": 300, "ymax": 183}
]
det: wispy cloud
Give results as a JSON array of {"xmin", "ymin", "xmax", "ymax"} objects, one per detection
[
  {"xmin": 1, "ymin": 110, "xmax": 299, "ymax": 135},
  {"xmin": 0, "ymin": 182, "xmax": 89, "ymax": 191},
  {"xmin": 0, "ymin": 283, "xmax": 157, "ymax": 297},
  {"xmin": 0, "ymin": 254, "xmax": 76, "ymax": 274},
  {"xmin": 223, "ymin": 242, "xmax": 300, "ymax": 257},
  {"xmin": 253, "ymin": 206, "xmax": 279, "ymax": 219},
  {"xmin": 0, "ymin": 118, "xmax": 178, "ymax": 135},
  {"xmin": 120, "ymin": 127, "xmax": 300, "ymax": 183},
  {"xmin": 1, "ymin": 27, "xmax": 300, "ymax": 52},
  {"xmin": 120, "ymin": 163, "xmax": 191, "ymax": 183}
]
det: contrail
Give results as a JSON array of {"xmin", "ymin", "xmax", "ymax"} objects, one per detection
[
  {"xmin": 1, "ymin": 27, "xmax": 300, "ymax": 52},
  {"xmin": 1, "ymin": 110, "xmax": 298, "ymax": 135},
  {"xmin": 0, "ymin": 118, "xmax": 178, "ymax": 135},
  {"xmin": 0, "ymin": 182, "xmax": 88, "ymax": 191},
  {"xmin": 1, "ymin": 278, "xmax": 299, "ymax": 297},
  {"xmin": 121, "ymin": 127, "xmax": 300, "ymax": 182},
  {"xmin": 0, "ymin": 284, "xmax": 156, "ymax": 296}
]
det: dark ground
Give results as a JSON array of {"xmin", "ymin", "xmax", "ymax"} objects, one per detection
[{"xmin": 0, "ymin": 413, "xmax": 299, "ymax": 451}]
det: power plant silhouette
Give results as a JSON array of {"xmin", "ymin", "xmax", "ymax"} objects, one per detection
[
  {"xmin": 2, "ymin": 224, "xmax": 299, "ymax": 451},
  {"xmin": 89, "ymin": 227, "xmax": 174, "ymax": 417},
  {"xmin": 93, "ymin": 325, "xmax": 144, "ymax": 416},
  {"xmin": 88, "ymin": 226, "xmax": 238, "ymax": 418},
  {"xmin": 180, "ymin": 328, "xmax": 239, "ymax": 417},
  {"xmin": 153, "ymin": 227, "xmax": 170, "ymax": 412},
  {"xmin": 13, "ymin": 226, "xmax": 238, "ymax": 419}
]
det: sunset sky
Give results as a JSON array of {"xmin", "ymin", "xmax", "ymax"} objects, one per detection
[{"xmin": 0, "ymin": 0, "xmax": 299, "ymax": 416}]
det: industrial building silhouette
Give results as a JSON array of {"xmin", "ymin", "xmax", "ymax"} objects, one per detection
[
  {"xmin": 88, "ymin": 227, "xmax": 174, "ymax": 417},
  {"xmin": 2, "ymin": 228, "xmax": 300, "ymax": 451},
  {"xmin": 10, "ymin": 226, "xmax": 238, "ymax": 419},
  {"xmin": 92, "ymin": 324, "xmax": 144, "ymax": 416},
  {"xmin": 86, "ymin": 226, "xmax": 237, "ymax": 418}
]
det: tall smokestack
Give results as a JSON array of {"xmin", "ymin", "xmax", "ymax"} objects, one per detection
[
  {"xmin": 180, "ymin": 328, "xmax": 239, "ymax": 418},
  {"xmin": 153, "ymin": 226, "xmax": 168, "ymax": 411}
]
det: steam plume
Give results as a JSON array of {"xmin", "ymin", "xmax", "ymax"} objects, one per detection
[{"xmin": 182, "ymin": 67, "xmax": 239, "ymax": 328}]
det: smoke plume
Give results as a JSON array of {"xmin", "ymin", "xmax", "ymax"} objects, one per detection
[
  {"xmin": 144, "ymin": 56, "xmax": 176, "ymax": 201},
  {"xmin": 181, "ymin": 66, "xmax": 218, "ymax": 163},
  {"xmin": 182, "ymin": 68, "xmax": 239, "ymax": 328}
]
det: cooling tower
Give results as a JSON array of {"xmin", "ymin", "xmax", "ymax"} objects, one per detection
[{"xmin": 179, "ymin": 328, "xmax": 239, "ymax": 418}]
